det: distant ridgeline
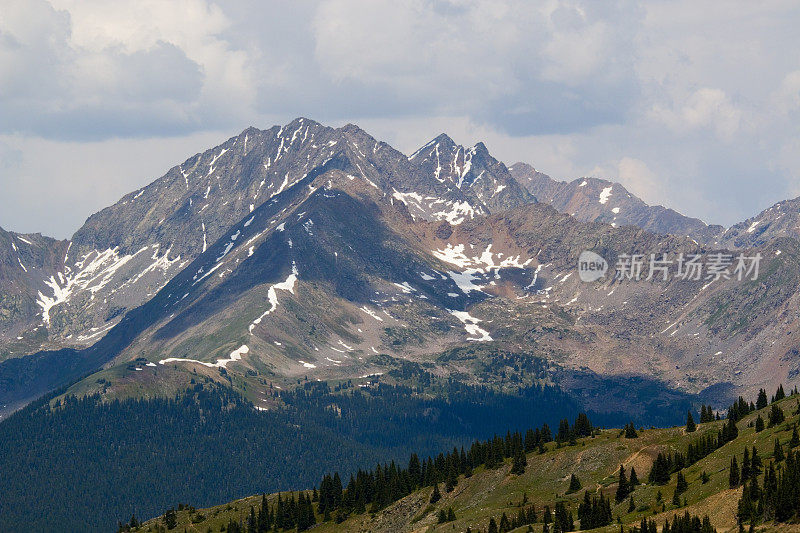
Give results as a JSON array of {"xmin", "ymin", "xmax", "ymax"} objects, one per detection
[{"xmin": 0, "ymin": 378, "xmax": 588, "ymax": 532}]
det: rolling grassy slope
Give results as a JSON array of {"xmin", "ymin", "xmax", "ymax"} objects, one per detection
[{"xmin": 137, "ymin": 394, "xmax": 800, "ymax": 532}]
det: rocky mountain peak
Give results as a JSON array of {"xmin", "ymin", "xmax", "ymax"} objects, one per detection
[{"xmin": 509, "ymin": 163, "xmax": 722, "ymax": 243}]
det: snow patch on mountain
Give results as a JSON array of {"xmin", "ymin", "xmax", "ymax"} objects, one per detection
[
  {"xmin": 449, "ymin": 309, "xmax": 492, "ymax": 342},
  {"xmin": 432, "ymin": 243, "xmax": 531, "ymax": 272},
  {"xmin": 248, "ymin": 262, "xmax": 299, "ymax": 333},
  {"xmin": 360, "ymin": 306, "xmax": 384, "ymax": 321},
  {"xmin": 159, "ymin": 344, "xmax": 249, "ymax": 368},
  {"xmin": 37, "ymin": 247, "xmax": 144, "ymax": 325}
]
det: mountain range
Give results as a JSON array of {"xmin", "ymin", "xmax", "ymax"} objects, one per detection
[
  {"xmin": 2, "ymin": 118, "xmax": 800, "ymax": 420},
  {"xmin": 5, "ymin": 117, "xmax": 800, "ymax": 531}
]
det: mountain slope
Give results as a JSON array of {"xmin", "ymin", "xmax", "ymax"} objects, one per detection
[
  {"xmin": 715, "ymin": 196, "xmax": 800, "ymax": 249},
  {"xmin": 0, "ymin": 228, "xmax": 68, "ymax": 358},
  {"xmin": 47, "ymin": 168, "xmax": 800, "ymax": 414},
  {"xmin": 509, "ymin": 162, "xmax": 723, "ymax": 243}
]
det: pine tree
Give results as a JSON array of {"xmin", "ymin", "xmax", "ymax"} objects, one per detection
[
  {"xmin": 567, "ymin": 473, "xmax": 582, "ymax": 493},
  {"xmin": 524, "ymin": 429, "xmax": 537, "ymax": 453},
  {"xmin": 430, "ymin": 483, "xmax": 441, "ymax": 504},
  {"xmin": 791, "ymin": 424, "xmax": 799, "ymax": 448},
  {"xmin": 648, "ymin": 453, "xmax": 671, "ymax": 485},
  {"xmin": 553, "ymin": 502, "xmax": 573, "ymax": 532},
  {"xmin": 751, "ymin": 446, "xmax": 762, "ymax": 475},
  {"xmin": 437, "ymin": 509, "xmax": 448, "ymax": 524},
  {"xmin": 511, "ymin": 448, "xmax": 527, "ymax": 475},
  {"xmin": 729, "ymin": 457, "xmax": 740, "ymax": 488},
  {"xmin": 163, "ymin": 508, "xmax": 177, "ymax": 530},
  {"xmin": 775, "ymin": 384, "xmax": 786, "ymax": 402},
  {"xmin": 628, "ymin": 495, "xmax": 635, "ymax": 513},
  {"xmin": 616, "ymin": 465, "xmax": 629, "ymax": 502},
  {"xmin": 247, "ymin": 506, "xmax": 256, "ymax": 532},
  {"xmin": 629, "ymin": 467, "xmax": 639, "ymax": 487},
  {"xmin": 500, "ymin": 512, "xmax": 511, "ymax": 532},
  {"xmin": 408, "ymin": 453, "xmax": 421, "ymax": 487},
  {"xmin": 755, "ymin": 415, "xmax": 765, "ymax": 432},
  {"xmin": 757, "ymin": 389, "xmax": 768, "ymax": 410},
  {"xmin": 769, "ymin": 404, "xmax": 785, "ymax": 427},
  {"xmin": 741, "ymin": 448, "xmax": 751, "ymax": 482},
  {"xmin": 675, "ymin": 471, "xmax": 688, "ymax": 494},
  {"xmin": 774, "ymin": 438, "xmax": 785, "ymax": 462},
  {"xmin": 574, "ymin": 413, "xmax": 593, "ymax": 437},
  {"xmin": 445, "ymin": 465, "xmax": 458, "ymax": 492},
  {"xmin": 686, "ymin": 411, "xmax": 696, "ymax": 432},
  {"xmin": 700, "ymin": 404, "xmax": 715, "ymax": 423}
]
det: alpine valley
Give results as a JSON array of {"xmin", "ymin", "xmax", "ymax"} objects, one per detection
[{"xmin": 2, "ymin": 118, "xmax": 800, "ymax": 532}]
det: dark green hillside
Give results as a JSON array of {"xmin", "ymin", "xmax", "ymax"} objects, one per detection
[{"xmin": 0, "ymin": 378, "xmax": 584, "ymax": 532}]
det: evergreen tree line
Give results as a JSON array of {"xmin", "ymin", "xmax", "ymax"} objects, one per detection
[
  {"xmin": 727, "ymin": 384, "xmax": 794, "ymax": 424},
  {"xmin": 484, "ymin": 505, "xmax": 538, "ymax": 533},
  {"xmin": 313, "ymin": 415, "xmax": 593, "ymax": 522},
  {"xmin": 230, "ymin": 492, "xmax": 317, "ymax": 533},
  {"xmin": 730, "ymin": 384, "xmax": 800, "ymax": 525},
  {"xmin": 649, "ymin": 418, "xmax": 738, "ymax": 485},
  {"xmin": 738, "ymin": 438, "xmax": 800, "ymax": 523},
  {"xmin": 699, "ymin": 404, "xmax": 718, "ymax": 423},
  {"xmin": 577, "ymin": 491, "xmax": 613, "ymax": 529},
  {"xmin": 626, "ymin": 512, "xmax": 716, "ymax": 533}
]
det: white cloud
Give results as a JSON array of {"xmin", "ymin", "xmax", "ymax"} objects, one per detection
[
  {"xmin": 650, "ymin": 88, "xmax": 742, "ymax": 141},
  {"xmin": 615, "ymin": 157, "xmax": 665, "ymax": 207}
]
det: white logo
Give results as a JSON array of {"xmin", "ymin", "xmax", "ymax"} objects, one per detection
[{"xmin": 578, "ymin": 250, "xmax": 608, "ymax": 282}]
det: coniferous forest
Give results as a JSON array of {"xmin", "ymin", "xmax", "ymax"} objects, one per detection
[
  {"xmin": 0, "ymin": 379, "xmax": 587, "ymax": 532},
  {"xmin": 4, "ymin": 366, "xmax": 796, "ymax": 532}
]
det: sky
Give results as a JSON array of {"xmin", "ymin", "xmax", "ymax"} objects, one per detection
[{"xmin": 1, "ymin": 0, "xmax": 799, "ymax": 239}]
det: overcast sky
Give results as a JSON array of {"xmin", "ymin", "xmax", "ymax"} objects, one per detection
[{"xmin": 1, "ymin": 0, "xmax": 799, "ymax": 238}]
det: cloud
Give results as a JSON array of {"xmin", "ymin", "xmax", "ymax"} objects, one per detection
[
  {"xmin": 774, "ymin": 71, "xmax": 800, "ymax": 113},
  {"xmin": 588, "ymin": 157, "xmax": 666, "ymax": 209},
  {"xmin": 0, "ymin": 0, "xmax": 252, "ymax": 140},
  {"xmin": 1, "ymin": 0, "xmax": 800, "ymax": 234},
  {"xmin": 650, "ymin": 88, "xmax": 742, "ymax": 141},
  {"xmin": 309, "ymin": 0, "xmax": 640, "ymax": 135}
]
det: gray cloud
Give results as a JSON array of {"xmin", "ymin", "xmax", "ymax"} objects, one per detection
[{"xmin": 0, "ymin": 0, "xmax": 799, "ymax": 235}]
